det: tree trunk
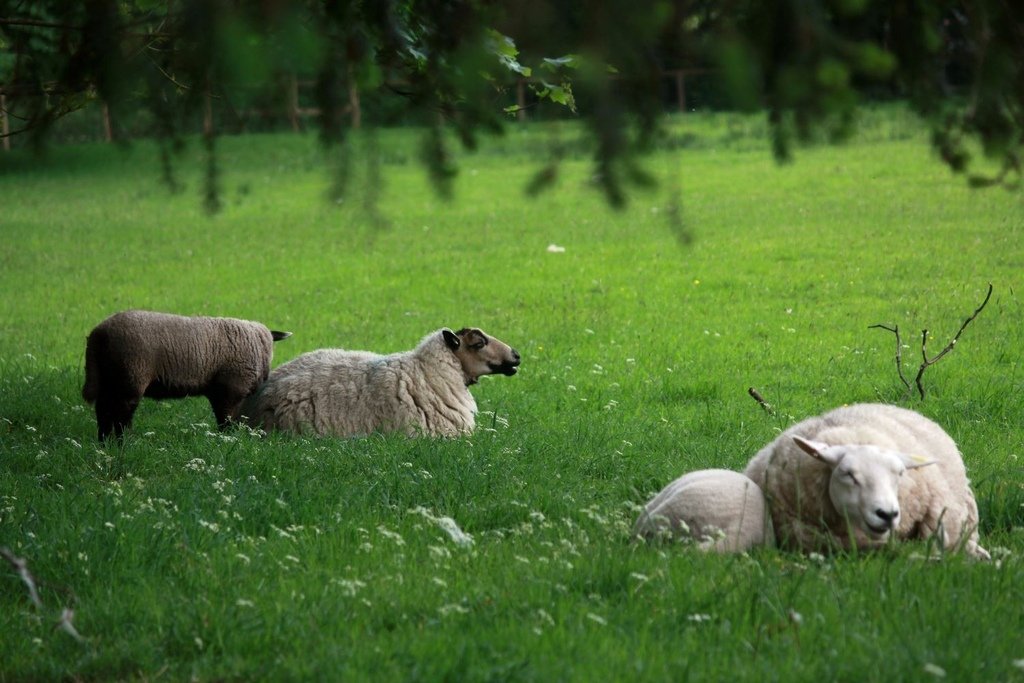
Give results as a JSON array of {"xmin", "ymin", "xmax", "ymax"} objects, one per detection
[
  {"xmin": 348, "ymin": 70, "xmax": 361, "ymax": 129},
  {"xmin": 1, "ymin": 91, "xmax": 9, "ymax": 151}
]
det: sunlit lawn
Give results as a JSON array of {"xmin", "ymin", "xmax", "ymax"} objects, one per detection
[{"xmin": 1, "ymin": 106, "xmax": 1022, "ymax": 681}]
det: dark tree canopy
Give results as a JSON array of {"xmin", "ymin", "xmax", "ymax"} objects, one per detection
[{"xmin": 1, "ymin": 0, "xmax": 1021, "ymax": 206}]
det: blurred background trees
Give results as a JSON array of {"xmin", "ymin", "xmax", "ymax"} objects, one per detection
[{"xmin": 1, "ymin": 0, "xmax": 1020, "ymax": 205}]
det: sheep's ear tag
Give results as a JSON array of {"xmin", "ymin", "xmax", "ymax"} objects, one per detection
[
  {"xmin": 442, "ymin": 329, "xmax": 461, "ymax": 351},
  {"xmin": 904, "ymin": 453, "xmax": 937, "ymax": 469}
]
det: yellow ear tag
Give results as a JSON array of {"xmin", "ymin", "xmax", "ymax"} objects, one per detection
[{"xmin": 909, "ymin": 454, "xmax": 930, "ymax": 465}]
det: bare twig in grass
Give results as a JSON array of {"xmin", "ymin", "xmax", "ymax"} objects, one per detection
[
  {"xmin": 748, "ymin": 387, "xmax": 775, "ymax": 415},
  {"xmin": 870, "ymin": 284, "xmax": 993, "ymax": 400},
  {"xmin": 867, "ymin": 324, "xmax": 911, "ymax": 392},
  {"xmin": 1, "ymin": 546, "xmax": 43, "ymax": 609},
  {"xmin": 2, "ymin": 546, "xmax": 87, "ymax": 643},
  {"xmin": 914, "ymin": 283, "xmax": 994, "ymax": 399},
  {"xmin": 56, "ymin": 608, "xmax": 86, "ymax": 643}
]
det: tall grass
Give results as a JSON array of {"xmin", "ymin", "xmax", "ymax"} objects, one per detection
[{"xmin": 1, "ymin": 104, "xmax": 1022, "ymax": 681}]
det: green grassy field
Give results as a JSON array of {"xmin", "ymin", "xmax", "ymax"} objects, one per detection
[{"xmin": 1, "ymin": 106, "xmax": 1023, "ymax": 681}]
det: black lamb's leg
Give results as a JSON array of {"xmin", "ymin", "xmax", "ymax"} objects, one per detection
[
  {"xmin": 96, "ymin": 393, "xmax": 141, "ymax": 442},
  {"xmin": 208, "ymin": 385, "xmax": 247, "ymax": 430}
]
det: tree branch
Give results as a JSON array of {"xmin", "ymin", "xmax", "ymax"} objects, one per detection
[
  {"xmin": 0, "ymin": 546, "xmax": 43, "ymax": 609},
  {"xmin": 0, "ymin": 16, "xmax": 173, "ymax": 38},
  {"xmin": 868, "ymin": 323, "xmax": 911, "ymax": 391},
  {"xmin": 870, "ymin": 284, "xmax": 993, "ymax": 400},
  {"xmin": 913, "ymin": 283, "xmax": 993, "ymax": 399},
  {"xmin": 748, "ymin": 387, "xmax": 775, "ymax": 415}
]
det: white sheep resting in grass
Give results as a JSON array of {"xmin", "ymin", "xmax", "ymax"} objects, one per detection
[
  {"xmin": 744, "ymin": 403, "xmax": 989, "ymax": 559},
  {"xmin": 242, "ymin": 327, "xmax": 520, "ymax": 437},
  {"xmin": 634, "ymin": 469, "xmax": 773, "ymax": 552}
]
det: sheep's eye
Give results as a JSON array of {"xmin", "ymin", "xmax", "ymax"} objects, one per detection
[
  {"xmin": 844, "ymin": 472, "xmax": 859, "ymax": 485},
  {"xmin": 470, "ymin": 342, "xmax": 486, "ymax": 350}
]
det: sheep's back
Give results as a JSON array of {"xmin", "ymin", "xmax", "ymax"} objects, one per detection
[
  {"xmin": 248, "ymin": 349, "xmax": 385, "ymax": 434},
  {"xmin": 93, "ymin": 311, "xmax": 273, "ymax": 394},
  {"xmin": 636, "ymin": 469, "xmax": 772, "ymax": 552},
  {"xmin": 249, "ymin": 341, "xmax": 475, "ymax": 437}
]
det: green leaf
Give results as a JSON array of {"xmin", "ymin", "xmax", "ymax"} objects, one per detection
[
  {"xmin": 486, "ymin": 29, "xmax": 531, "ymax": 77},
  {"xmin": 534, "ymin": 81, "xmax": 576, "ymax": 112},
  {"xmin": 855, "ymin": 44, "xmax": 896, "ymax": 79},
  {"xmin": 541, "ymin": 55, "xmax": 581, "ymax": 71},
  {"xmin": 816, "ymin": 59, "xmax": 850, "ymax": 90}
]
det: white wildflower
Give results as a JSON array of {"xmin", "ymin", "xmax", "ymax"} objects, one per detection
[
  {"xmin": 377, "ymin": 525, "xmax": 406, "ymax": 546},
  {"xmin": 438, "ymin": 603, "xmax": 470, "ymax": 617},
  {"xmin": 923, "ymin": 663, "xmax": 946, "ymax": 678},
  {"xmin": 428, "ymin": 545, "xmax": 452, "ymax": 560},
  {"xmin": 410, "ymin": 507, "xmax": 474, "ymax": 547},
  {"xmin": 333, "ymin": 578, "xmax": 367, "ymax": 596},
  {"xmin": 184, "ymin": 458, "xmax": 207, "ymax": 472}
]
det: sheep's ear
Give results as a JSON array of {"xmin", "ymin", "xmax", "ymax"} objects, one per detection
[
  {"xmin": 793, "ymin": 436, "xmax": 844, "ymax": 467},
  {"xmin": 899, "ymin": 453, "xmax": 937, "ymax": 469},
  {"xmin": 442, "ymin": 329, "xmax": 461, "ymax": 351}
]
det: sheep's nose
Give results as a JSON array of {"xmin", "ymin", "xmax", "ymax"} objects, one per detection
[
  {"xmin": 511, "ymin": 348, "xmax": 521, "ymax": 363},
  {"xmin": 875, "ymin": 509, "xmax": 899, "ymax": 528}
]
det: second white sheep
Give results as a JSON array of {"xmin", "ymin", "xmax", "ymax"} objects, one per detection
[{"xmin": 634, "ymin": 469, "xmax": 773, "ymax": 552}]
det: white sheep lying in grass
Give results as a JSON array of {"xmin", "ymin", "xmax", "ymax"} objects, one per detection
[
  {"xmin": 744, "ymin": 403, "xmax": 989, "ymax": 559},
  {"xmin": 242, "ymin": 327, "xmax": 520, "ymax": 437},
  {"xmin": 82, "ymin": 310, "xmax": 291, "ymax": 441},
  {"xmin": 634, "ymin": 469, "xmax": 773, "ymax": 553}
]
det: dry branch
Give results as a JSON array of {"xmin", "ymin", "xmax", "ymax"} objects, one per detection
[
  {"xmin": 56, "ymin": 608, "xmax": 86, "ymax": 643},
  {"xmin": 1, "ymin": 546, "xmax": 87, "ymax": 643},
  {"xmin": 748, "ymin": 387, "xmax": 775, "ymax": 415},
  {"xmin": 914, "ymin": 283, "xmax": 994, "ymax": 399},
  {"xmin": 867, "ymin": 323, "xmax": 911, "ymax": 391},
  {"xmin": 870, "ymin": 283, "xmax": 993, "ymax": 400},
  {"xmin": 0, "ymin": 546, "xmax": 43, "ymax": 609}
]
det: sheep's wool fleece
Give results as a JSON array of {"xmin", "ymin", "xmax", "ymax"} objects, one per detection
[
  {"xmin": 244, "ymin": 329, "xmax": 476, "ymax": 437},
  {"xmin": 634, "ymin": 469, "xmax": 772, "ymax": 552},
  {"xmin": 744, "ymin": 403, "xmax": 985, "ymax": 556},
  {"xmin": 83, "ymin": 310, "xmax": 275, "ymax": 398}
]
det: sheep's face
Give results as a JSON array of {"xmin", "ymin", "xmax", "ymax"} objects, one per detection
[
  {"xmin": 793, "ymin": 436, "xmax": 935, "ymax": 542},
  {"xmin": 443, "ymin": 328, "xmax": 521, "ymax": 385}
]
